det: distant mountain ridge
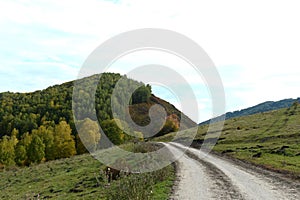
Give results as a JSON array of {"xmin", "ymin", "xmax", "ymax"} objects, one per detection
[{"xmin": 199, "ymin": 98, "xmax": 300, "ymax": 125}]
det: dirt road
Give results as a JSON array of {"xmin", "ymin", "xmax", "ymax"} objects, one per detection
[{"xmin": 164, "ymin": 142, "xmax": 300, "ymax": 200}]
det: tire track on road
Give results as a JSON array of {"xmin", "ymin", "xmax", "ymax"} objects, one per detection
[
  {"xmin": 167, "ymin": 143, "xmax": 243, "ymax": 200},
  {"xmin": 169, "ymin": 142, "xmax": 300, "ymax": 200}
]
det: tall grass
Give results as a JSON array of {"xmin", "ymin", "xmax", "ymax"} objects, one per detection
[
  {"xmin": 105, "ymin": 165, "xmax": 174, "ymax": 200},
  {"xmin": 0, "ymin": 142, "xmax": 175, "ymax": 199},
  {"xmin": 105, "ymin": 142, "xmax": 175, "ymax": 200}
]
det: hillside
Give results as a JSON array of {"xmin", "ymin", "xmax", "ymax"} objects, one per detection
[
  {"xmin": 199, "ymin": 98, "xmax": 300, "ymax": 125},
  {"xmin": 156, "ymin": 101, "xmax": 300, "ymax": 176},
  {"xmin": 0, "ymin": 73, "xmax": 196, "ymax": 167},
  {"xmin": 0, "ymin": 73, "xmax": 195, "ymax": 138}
]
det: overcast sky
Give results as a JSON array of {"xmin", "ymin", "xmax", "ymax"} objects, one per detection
[{"xmin": 0, "ymin": 0, "xmax": 299, "ymax": 123}]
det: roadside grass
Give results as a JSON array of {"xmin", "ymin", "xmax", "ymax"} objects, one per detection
[
  {"xmin": 106, "ymin": 164, "xmax": 175, "ymax": 200},
  {"xmin": 155, "ymin": 103, "xmax": 300, "ymax": 177},
  {"xmin": 0, "ymin": 142, "xmax": 175, "ymax": 199},
  {"xmin": 0, "ymin": 154, "xmax": 105, "ymax": 199}
]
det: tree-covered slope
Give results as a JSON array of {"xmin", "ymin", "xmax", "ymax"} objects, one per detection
[
  {"xmin": 0, "ymin": 73, "xmax": 196, "ymax": 166},
  {"xmin": 0, "ymin": 72, "xmax": 195, "ymax": 139}
]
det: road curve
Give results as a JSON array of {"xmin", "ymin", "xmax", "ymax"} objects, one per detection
[{"xmin": 164, "ymin": 142, "xmax": 300, "ymax": 200}]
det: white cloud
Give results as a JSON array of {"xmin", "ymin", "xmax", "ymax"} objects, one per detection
[{"xmin": 0, "ymin": 0, "xmax": 299, "ymax": 122}]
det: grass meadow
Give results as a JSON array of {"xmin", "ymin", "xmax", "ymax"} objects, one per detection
[
  {"xmin": 0, "ymin": 143, "xmax": 175, "ymax": 199},
  {"xmin": 155, "ymin": 103, "xmax": 300, "ymax": 177}
]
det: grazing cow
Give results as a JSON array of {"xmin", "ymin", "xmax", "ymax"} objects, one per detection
[
  {"xmin": 105, "ymin": 167, "xmax": 120, "ymax": 183},
  {"xmin": 104, "ymin": 158, "xmax": 132, "ymax": 183}
]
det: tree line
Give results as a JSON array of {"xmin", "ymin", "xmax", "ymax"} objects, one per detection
[
  {"xmin": 0, "ymin": 73, "xmax": 152, "ymax": 167},
  {"xmin": 0, "ymin": 118, "xmax": 146, "ymax": 167},
  {"xmin": 0, "ymin": 73, "xmax": 183, "ymax": 167},
  {"xmin": 0, "ymin": 73, "xmax": 152, "ymax": 138},
  {"xmin": 0, "ymin": 120, "xmax": 75, "ymax": 166}
]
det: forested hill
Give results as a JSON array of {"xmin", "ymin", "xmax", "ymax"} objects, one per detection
[
  {"xmin": 199, "ymin": 98, "xmax": 300, "ymax": 125},
  {"xmin": 0, "ymin": 73, "xmax": 196, "ymax": 139},
  {"xmin": 0, "ymin": 73, "xmax": 196, "ymax": 166}
]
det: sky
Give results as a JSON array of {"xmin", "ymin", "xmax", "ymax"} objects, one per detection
[{"xmin": 0, "ymin": 0, "xmax": 299, "ymax": 123}]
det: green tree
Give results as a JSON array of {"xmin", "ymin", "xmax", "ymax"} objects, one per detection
[
  {"xmin": 0, "ymin": 136, "xmax": 16, "ymax": 166},
  {"xmin": 27, "ymin": 134, "xmax": 45, "ymax": 163},
  {"xmin": 19, "ymin": 132, "xmax": 32, "ymax": 165},
  {"xmin": 14, "ymin": 141, "xmax": 27, "ymax": 166},
  {"xmin": 100, "ymin": 119, "xmax": 124, "ymax": 145},
  {"xmin": 22, "ymin": 132, "xmax": 32, "ymax": 149},
  {"xmin": 11, "ymin": 128, "xmax": 19, "ymax": 139},
  {"xmin": 77, "ymin": 118, "xmax": 101, "ymax": 153},
  {"xmin": 32, "ymin": 125, "xmax": 55, "ymax": 161},
  {"xmin": 52, "ymin": 121, "xmax": 76, "ymax": 159},
  {"xmin": 131, "ymin": 85, "xmax": 151, "ymax": 104}
]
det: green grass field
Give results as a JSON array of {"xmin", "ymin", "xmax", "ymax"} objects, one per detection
[
  {"xmin": 155, "ymin": 102, "xmax": 300, "ymax": 177},
  {"xmin": 0, "ymin": 143, "xmax": 175, "ymax": 199},
  {"xmin": 1, "ymin": 103, "xmax": 299, "ymax": 199}
]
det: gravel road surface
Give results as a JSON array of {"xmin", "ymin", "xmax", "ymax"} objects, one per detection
[{"xmin": 164, "ymin": 142, "xmax": 300, "ymax": 200}]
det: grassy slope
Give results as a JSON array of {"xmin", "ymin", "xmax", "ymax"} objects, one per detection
[
  {"xmin": 156, "ymin": 103, "xmax": 300, "ymax": 176},
  {"xmin": 0, "ymin": 143, "xmax": 175, "ymax": 199},
  {"xmin": 0, "ymin": 154, "xmax": 104, "ymax": 199}
]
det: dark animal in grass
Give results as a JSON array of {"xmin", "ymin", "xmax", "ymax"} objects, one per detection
[
  {"xmin": 105, "ymin": 167, "xmax": 120, "ymax": 183},
  {"xmin": 105, "ymin": 158, "xmax": 132, "ymax": 183}
]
